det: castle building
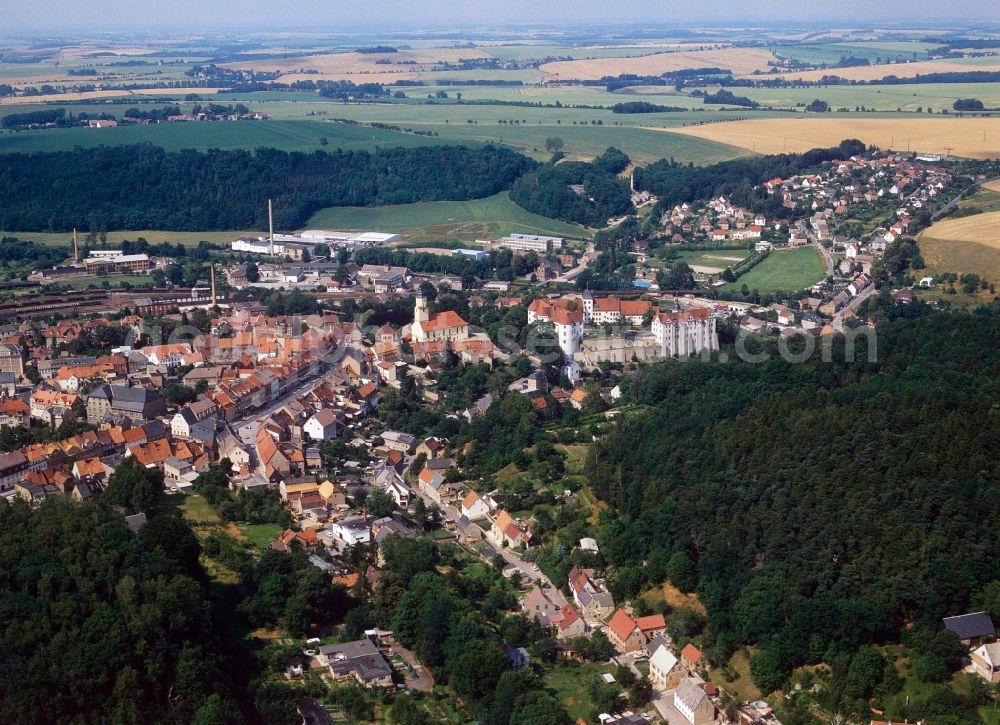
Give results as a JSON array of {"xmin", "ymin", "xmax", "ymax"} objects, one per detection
[{"xmin": 651, "ymin": 307, "xmax": 718, "ymax": 358}]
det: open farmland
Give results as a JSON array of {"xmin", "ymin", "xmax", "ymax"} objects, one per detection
[
  {"xmin": 539, "ymin": 46, "xmax": 777, "ymax": 80},
  {"xmin": 1, "ymin": 229, "xmax": 256, "ymax": 248},
  {"xmin": 0, "ymin": 118, "xmax": 446, "ymax": 154},
  {"xmin": 306, "ymin": 191, "xmax": 590, "ymax": 243},
  {"xmin": 758, "ymin": 56, "xmax": 1000, "ymax": 82},
  {"xmin": 0, "ymin": 87, "xmax": 219, "ymax": 104},
  {"xmin": 918, "ymin": 211, "xmax": 1000, "ymax": 280},
  {"xmin": 718, "ymin": 246, "xmax": 825, "ymax": 293},
  {"xmin": 221, "ymin": 47, "xmax": 492, "ymax": 83},
  {"xmin": 671, "ymin": 117, "xmax": 1000, "ymax": 158},
  {"xmin": 683, "ymin": 82, "xmax": 1000, "ymax": 112}
]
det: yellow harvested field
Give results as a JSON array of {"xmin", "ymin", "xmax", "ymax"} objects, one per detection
[
  {"xmin": 0, "ymin": 87, "xmax": 219, "ymax": 104},
  {"xmin": 983, "ymin": 180, "xmax": 1000, "ymax": 193},
  {"xmin": 540, "ymin": 47, "xmax": 776, "ymax": 81},
  {"xmin": 919, "ymin": 211, "xmax": 1000, "ymax": 279},
  {"xmin": 223, "ymin": 48, "xmax": 489, "ymax": 82},
  {"xmin": 758, "ymin": 58, "xmax": 1000, "ymax": 82},
  {"xmin": 672, "ymin": 117, "xmax": 1000, "ymax": 159}
]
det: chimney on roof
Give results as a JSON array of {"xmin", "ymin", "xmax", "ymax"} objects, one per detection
[{"xmin": 267, "ymin": 198, "xmax": 274, "ymax": 254}]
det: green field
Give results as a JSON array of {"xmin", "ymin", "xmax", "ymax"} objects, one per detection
[
  {"xmin": 306, "ymin": 191, "xmax": 592, "ymax": 242},
  {"xmin": 237, "ymin": 523, "xmax": 283, "ymax": 550},
  {"xmin": 770, "ymin": 41, "xmax": 942, "ymax": 66},
  {"xmin": 544, "ymin": 662, "xmax": 613, "ymax": 722},
  {"xmin": 686, "ymin": 82, "xmax": 1000, "ymax": 112},
  {"xmin": 179, "ymin": 493, "xmax": 221, "ymax": 523},
  {"xmin": 719, "ymin": 246, "xmax": 825, "ymax": 293},
  {"xmin": 0, "ymin": 118, "xmax": 451, "ymax": 154}
]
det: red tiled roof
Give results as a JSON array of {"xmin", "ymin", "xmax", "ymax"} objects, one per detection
[{"xmin": 608, "ymin": 609, "xmax": 638, "ymax": 643}]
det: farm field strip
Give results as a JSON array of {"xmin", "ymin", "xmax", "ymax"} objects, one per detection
[
  {"xmin": 918, "ymin": 211, "xmax": 1000, "ymax": 279},
  {"xmin": 671, "ymin": 117, "xmax": 1000, "ymax": 159}
]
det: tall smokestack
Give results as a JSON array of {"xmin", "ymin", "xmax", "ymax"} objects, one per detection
[
  {"xmin": 73, "ymin": 228, "xmax": 79, "ymax": 264},
  {"xmin": 268, "ymin": 198, "xmax": 274, "ymax": 254},
  {"xmin": 210, "ymin": 263, "xmax": 217, "ymax": 306}
]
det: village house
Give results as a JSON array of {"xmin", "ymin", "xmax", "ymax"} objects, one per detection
[
  {"xmin": 489, "ymin": 509, "xmax": 533, "ymax": 549},
  {"xmin": 86, "ymin": 382, "xmax": 166, "ymax": 424},
  {"xmin": 461, "ymin": 489, "xmax": 490, "ymax": 519},
  {"xmin": 568, "ymin": 566, "xmax": 615, "ymax": 619},
  {"xmin": 304, "ymin": 409, "xmax": 340, "ymax": 441},
  {"xmin": 607, "ymin": 610, "xmax": 666, "ymax": 653},
  {"xmin": 649, "ymin": 637, "xmax": 685, "ymax": 691},
  {"xmin": 673, "ymin": 676, "xmax": 716, "ymax": 725},
  {"xmin": 318, "ymin": 638, "xmax": 394, "ymax": 688},
  {"xmin": 971, "ymin": 641, "xmax": 1000, "ymax": 684}
]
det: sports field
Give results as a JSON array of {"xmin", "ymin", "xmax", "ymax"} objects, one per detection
[
  {"xmin": 306, "ymin": 192, "xmax": 590, "ymax": 243},
  {"xmin": 672, "ymin": 117, "xmax": 1000, "ymax": 158},
  {"xmin": 918, "ymin": 211, "xmax": 1000, "ymax": 280},
  {"xmin": 718, "ymin": 246, "xmax": 825, "ymax": 293}
]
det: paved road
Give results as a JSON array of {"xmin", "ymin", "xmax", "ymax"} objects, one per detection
[
  {"xmin": 815, "ymin": 242, "xmax": 834, "ymax": 278},
  {"xmin": 833, "ymin": 284, "xmax": 877, "ymax": 332}
]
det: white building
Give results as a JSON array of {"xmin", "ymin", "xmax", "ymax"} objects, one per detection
[
  {"xmin": 496, "ymin": 234, "xmax": 564, "ymax": 253},
  {"xmin": 410, "ymin": 293, "xmax": 469, "ymax": 344},
  {"xmin": 651, "ymin": 307, "xmax": 718, "ymax": 358}
]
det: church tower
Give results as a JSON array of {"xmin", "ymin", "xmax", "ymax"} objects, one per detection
[{"xmin": 414, "ymin": 291, "xmax": 430, "ymax": 324}]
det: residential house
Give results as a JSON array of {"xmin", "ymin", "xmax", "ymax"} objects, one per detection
[
  {"xmin": 973, "ymin": 642, "xmax": 1000, "ymax": 683},
  {"xmin": 304, "ymin": 409, "xmax": 340, "ymax": 441},
  {"xmin": 943, "ymin": 612, "xmax": 996, "ymax": 646},
  {"xmin": 554, "ymin": 604, "xmax": 586, "ymax": 640},
  {"xmin": 489, "ymin": 509, "xmax": 533, "ymax": 549},
  {"xmin": 461, "ymin": 490, "xmax": 490, "ymax": 520},
  {"xmin": 522, "ymin": 585, "xmax": 563, "ymax": 628},
  {"xmin": 318, "ymin": 639, "xmax": 393, "ymax": 688},
  {"xmin": 86, "ymin": 382, "xmax": 166, "ymax": 424},
  {"xmin": 568, "ymin": 566, "xmax": 615, "ymax": 619},
  {"xmin": 416, "ymin": 436, "xmax": 447, "ymax": 459},
  {"xmin": 0, "ymin": 344, "xmax": 24, "ymax": 378},
  {"xmin": 381, "ymin": 430, "xmax": 417, "ymax": 453},
  {"xmin": 649, "ymin": 638, "xmax": 685, "ymax": 691},
  {"xmin": 673, "ymin": 676, "xmax": 716, "ymax": 725},
  {"xmin": 0, "ymin": 398, "xmax": 30, "ymax": 429},
  {"xmin": 331, "ymin": 517, "xmax": 371, "ymax": 547},
  {"xmin": 607, "ymin": 610, "xmax": 665, "ymax": 654},
  {"xmin": 681, "ymin": 643, "xmax": 704, "ymax": 673}
]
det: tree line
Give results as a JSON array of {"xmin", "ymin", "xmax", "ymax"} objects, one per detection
[{"xmin": 0, "ymin": 144, "xmax": 536, "ymax": 232}]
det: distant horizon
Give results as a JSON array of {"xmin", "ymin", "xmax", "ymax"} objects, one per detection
[{"xmin": 4, "ymin": 0, "xmax": 1000, "ymax": 34}]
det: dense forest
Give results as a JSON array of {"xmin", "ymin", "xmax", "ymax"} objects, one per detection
[
  {"xmin": 636, "ymin": 138, "xmax": 867, "ymax": 212},
  {"xmin": 0, "ymin": 144, "xmax": 535, "ymax": 232},
  {"xmin": 0, "ymin": 495, "xmax": 242, "ymax": 723},
  {"xmin": 586, "ymin": 308, "xmax": 1000, "ymax": 695},
  {"xmin": 509, "ymin": 148, "xmax": 633, "ymax": 226}
]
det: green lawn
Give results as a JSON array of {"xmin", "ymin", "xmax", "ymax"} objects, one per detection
[
  {"xmin": 719, "ymin": 246, "xmax": 825, "ymax": 294},
  {"xmin": 237, "ymin": 523, "xmax": 283, "ymax": 550},
  {"xmin": 306, "ymin": 191, "xmax": 591, "ymax": 242},
  {"xmin": 179, "ymin": 493, "xmax": 220, "ymax": 523},
  {"xmin": 545, "ymin": 662, "xmax": 613, "ymax": 722}
]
